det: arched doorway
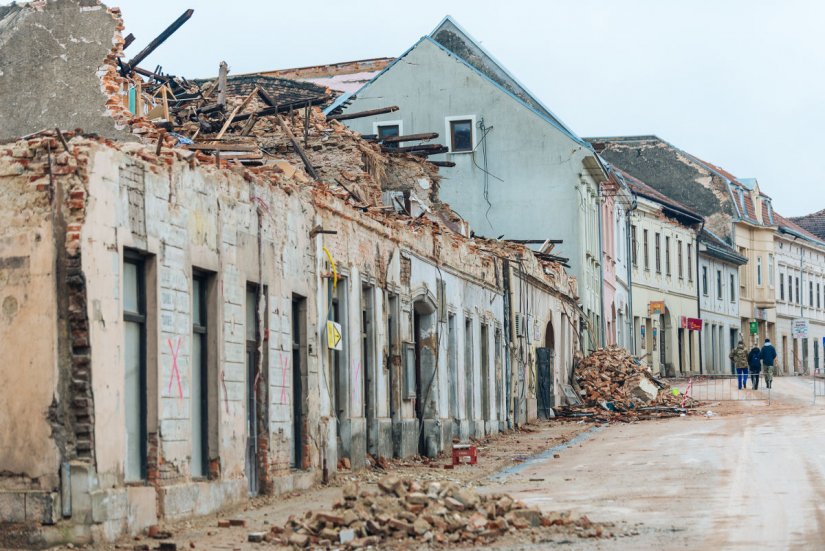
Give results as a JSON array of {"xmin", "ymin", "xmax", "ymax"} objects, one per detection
[{"xmin": 536, "ymin": 320, "xmax": 556, "ymax": 419}]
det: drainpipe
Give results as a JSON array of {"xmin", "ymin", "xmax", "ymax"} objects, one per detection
[
  {"xmin": 696, "ymin": 221, "xmax": 705, "ymax": 374},
  {"xmin": 625, "ymin": 198, "xmax": 638, "ymax": 353},
  {"xmin": 597, "ymin": 185, "xmax": 606, "ymax": 348},
  {"xmin": 502, "ymin": 259, "xmax": 513, "ymax": 429}
]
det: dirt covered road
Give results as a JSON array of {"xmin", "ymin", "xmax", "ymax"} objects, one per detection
[{"xmin": 482, "ymin": 376, "xmax": 825, "ymax": 550}]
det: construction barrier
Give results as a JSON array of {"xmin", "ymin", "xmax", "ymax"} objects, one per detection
[{"xmin": 669, "ymin": 374, "xmax": 771, "ymax": 404}]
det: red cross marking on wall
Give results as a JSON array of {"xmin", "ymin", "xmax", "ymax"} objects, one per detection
[
  {"xmin": 279, "ymin": 354, "xmax": 289, "ymax": 405},
  {"xmin": 167, "ymin": 337, "xmax": 183, "ymax": 399}
]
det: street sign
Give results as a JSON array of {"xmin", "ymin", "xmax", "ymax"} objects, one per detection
[
  {"xmin": 791, "ymin": 318, "xmax": 809, "ymax": 339},
  {"xmin": 749, "ymin": 321, "xmax": 758, "ymax": 335},
  {"xmin": 326, "ymin": 320, "xmax": 342, "ymax": 350}
]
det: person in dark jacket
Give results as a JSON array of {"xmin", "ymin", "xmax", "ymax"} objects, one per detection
[
  {"xmin": 760, "ymin": 338, "xmax": 777, "ymax": 389},
  {"xmin": 748, "ymin": 346, "xmax": 762, "ymax": 389}
]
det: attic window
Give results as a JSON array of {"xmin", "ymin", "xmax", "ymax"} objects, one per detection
[{"xmin": 445, "ymin": 115, "xmax": 475, "ymax": 153}]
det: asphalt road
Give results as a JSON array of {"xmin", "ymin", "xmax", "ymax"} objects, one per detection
[{"xmin": 482, "ymin": 376, "xmax": 825, "ymax": 550}]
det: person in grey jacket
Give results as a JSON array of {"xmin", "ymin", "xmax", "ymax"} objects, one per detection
[{"xmin": 760, "ymin": 338, "xmax": 777, "ymax": 389}]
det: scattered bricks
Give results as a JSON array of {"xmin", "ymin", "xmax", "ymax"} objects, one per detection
[
  {"xmin": 338, "ymin": 528, "xmax": 356, "ymax": 544},
  {"xmin": 287, "ymin": 533, "xmax": 309, "ymax": 547},
  {"xmin": 247, "ymin": 532, "xmax": 265, "ymax": 543},
  {"xmin": 511, "ymin": 508, "xmax": 542, "ymax": 528},
  {"xmin": 412, "ymin": 517, "xmax": 431, "ymax": 536},
  {"xmin": 341, "ymin": 510, "xmax": 358, "ymax": 526},
  {"xmin": 453, "ymin": 488, "xmax": 479, "ymax": 509},
  {"xmin": 314, "ymin": 512, "xmax": 344, "ymax": 526},
  {"xmin": 342, "ymin": 483, "xmax": 358, "ymax": 500},
  {"xmin": 405, "ymin": 492, "xmax": 428, "ymax": 505},
  {"xmin": 377, "ymin": 475, "xmax": 401, "ymax": 495},
  {"xmin": 229, "ymin": 519, "xmax": 246, "ymax": 527},
  {"xmin": 387, "ymin": 518, "xmax": 413, "ymax": 535},
  {"xmin": 444, "ymin": 497, "xmax": 464, "ymax": 511},
  {"xmin": 468, "ymin": 512, "xmax": 487, "ymax": 532}
]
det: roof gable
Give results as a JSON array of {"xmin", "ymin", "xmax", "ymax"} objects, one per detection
[{"xmin": 429, "ymin": 16, "xmax": 577, "ymax": 139}]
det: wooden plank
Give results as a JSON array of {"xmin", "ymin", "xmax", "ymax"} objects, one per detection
[
  {"xmin": 122, "ymin": 9, "xmax": 194, "ymax": 73},
  {"xmin": 217, "ymin": 61, "xmax": 228, "ymax": 107},
  {"xmin": 215, "ymin": 86, "xmax": 259, "ymax": 140},
  {"xmin": 123, "ymin": 33, "xmax": 135, "ymax": 49},
  {"xmin": 327, "ymin": 106, "xmax": 399, "ymax": 121},
  {"xmin": 217, "ymin": 153, "xmax": 263, "ymax": 160},
  {"xmin": 383, "ymin": 143, "xmax": 444, "ymax": 153},
  {"xmin": 429, "ymin": 161, "xmax": 455, "ymax": 168},
  {"xmin": 239, "ymin": 114, "xmax": 258, "ymax": 136},
  {"xmin": 379, "ymin": 132, "xmax": 438, "ymax": 144},
  {"xmin": 185, "ymin": 143, "xmax": 258, "ymax": 152},
  {"xmin": 274, "ymin": 114, "xmax": 319, "ymax": 180}
]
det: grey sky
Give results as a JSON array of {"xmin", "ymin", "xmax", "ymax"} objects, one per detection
[{"xmin": 92, "ymin": 1, "xmax": 825, "ymax": 216}]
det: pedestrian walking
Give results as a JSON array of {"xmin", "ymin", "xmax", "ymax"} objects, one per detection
[
  {"xmin": 748, "ymin": 346, "xmax": 762, "ymax": 389},
  {"xmin": 760, "ymin": 338, "xmax": 777, "ymax": 390},
  {"xmin": 729, "ymin": 340, "xmax": 749, "ymax": 389}
]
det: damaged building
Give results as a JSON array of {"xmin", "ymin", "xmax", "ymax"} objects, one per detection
[{"xmin": 0, "ymin": 1, "xmax": 581, "ymax": 546}]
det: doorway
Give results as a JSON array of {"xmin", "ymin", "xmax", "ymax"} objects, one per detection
[
  {"xmin": 291, "ymin": 296, "xmax": 307, "ymax": 470},
  {"xmin": 361, "ymin": 285, "xmax": 375, "ymax": 455},
  {"xmin": 536, "ymin": 320, "xmax": 555, "ymax": 419},
  {"xmin": 413, "ymin": 298, "xmax": 437, "ymax": 455},
  {"xmin": 245, "ymin": 285, "xmax": 262, "ymax": 496}
]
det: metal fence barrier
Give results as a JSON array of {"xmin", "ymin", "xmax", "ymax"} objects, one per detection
[
  {"xmin": 668, "ymin": 374, "xmax": 771, "ymax": 404},
  {"xmin": 813, "ymin": 368, "xmax": 825, "ymax": 404}
]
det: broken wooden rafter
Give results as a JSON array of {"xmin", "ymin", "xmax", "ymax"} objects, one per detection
[
  {"xmin": 231, "ymin": 97, "xmax": 328, "ymax": 124},
  {"xmin": 122, "ymin": 9, "xmax": 194, "ymax": 74},
  {"xmin": 429, "ymin": 161, "xmax": 455, "ymax": 168},
  {"xmin": 123, "ymin": 33, "xmax": 135, "ymax": 49},
  {"xmin": 215, "ymin": 86, "xmax": 259, "ymax": 139},
  {"xmin": 383, "ymin": 143, "xmax": 444, "ymax": 154},
  {"xmin": 184, "ymin": 143, "xmax": 257, "ymax": 152},
  {"xmin": 410, "ymin": 147, "xmax": 449, "ymax": 156},
  {"xmin": 378, "ymin": 132, "xmax": 438, "ymax": 144},
  {"xmin": 274, "ymin": 114, "xmax": 319, "ymax": 181},
  {"xmin": 217, "ymin": 61, "xmax": 228, "ymax": 108},
  {"xmin": 327, "ymin": 106, "xmax": 399, "ymax": 121}
]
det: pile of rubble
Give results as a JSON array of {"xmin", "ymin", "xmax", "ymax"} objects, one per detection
[
  {"xmin": 268, "ymin": 476, "xmax": 610, "ymax": 548},
  {"xmin": 557, "ymin": 347, "xmax": 697, "ymax": 421}
]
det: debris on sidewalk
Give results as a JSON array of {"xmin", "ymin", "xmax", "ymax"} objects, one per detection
[
  {"xmin": 269, "ymin": 476, "xmax": 611, "ymax": 548},
  {"xmin": 555, "ymin": 347, "xmax": 699, "ymax": 421}
]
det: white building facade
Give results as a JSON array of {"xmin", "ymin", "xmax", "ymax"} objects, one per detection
[{"xmin": 698, "ymin": 231, "xmax": 747, "ymax": 374}]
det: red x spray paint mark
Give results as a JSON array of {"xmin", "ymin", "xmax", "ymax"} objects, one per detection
[
  {"xmin": 167, "ymin": 337, "xmax": 183, "ymax": 399},
  {"xmin": 352, "ymin": 361, "xmax": 361, "ymax": 406},
  {"xmin": 279, "ymin": 354, "xmax": 289, "ymax": 405}
]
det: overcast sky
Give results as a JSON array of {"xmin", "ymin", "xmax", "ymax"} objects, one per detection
[{"xmin": 97, "ymin": 1, "xmax": 825, "ymax": 215}]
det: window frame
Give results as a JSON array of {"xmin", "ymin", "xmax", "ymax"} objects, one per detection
[
  {"xmin": 730, "ymin": 273, "xmax": 736, "ymax": 303},
  {"xmin": 631, "ymin": 224, "xmax": 638, "ymax": 267},
  {"xmin": 643, "ymin": 229, "xmax": 650, "ymax": 271},
  {"xmin": 716, "ymin": 269, "xmax": 723, "ymax": 300},
  {"xmin": 702, "ymin": 266, "xmax": 708, "ymax": 296},
  {"xmin": 445, "ymin": 115, "xmax": 476, "ymax": 154},
  {"xmin": 665, "ymin": 236, "xmax": 671, "ymax": 276},
  {"xmin": 123, "ymin": 250, "xmax": 148, "ymax": 482},
  {"xmin": 191, "ymin": 270, "xmax": 211, "ymax": 479},
  {"xmin": 654, "ymin": 232, "xmax": 661, "ymax": 274},
  {"xmin": 373, "ymin": 120, "xmax": 403, "ymax": 149}
]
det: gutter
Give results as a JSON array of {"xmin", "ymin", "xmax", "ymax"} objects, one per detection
[
  {"xmin": 502, "ymin": 259, "xmax": 513, "ymax": 429},
  {"xmin": 696, "ymin": 219, "xmax": 705, "ymax": 374}
]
